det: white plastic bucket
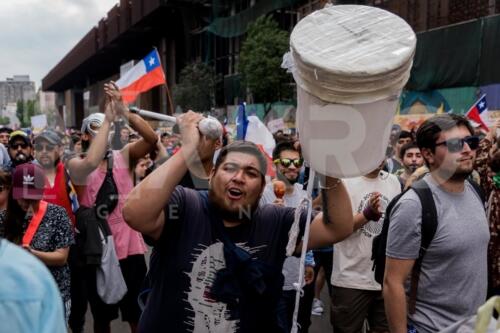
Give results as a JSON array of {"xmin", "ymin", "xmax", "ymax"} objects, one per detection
[
  {"xmin": 290, "ymin": 5, "xmax": 416, "ymax": 178},
  {"xmin": 296, "ymin": 86, "xmax": 398, "ymax": 178}
]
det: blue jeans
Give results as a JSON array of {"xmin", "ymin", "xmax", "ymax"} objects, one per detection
[{"xmin": 408, "ymin": 324, "xmax": 418, "ymax": 333}]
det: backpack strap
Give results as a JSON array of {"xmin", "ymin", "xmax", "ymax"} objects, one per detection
[
  {"xmin": 407, "ymin": 179, "xmax": 438, "ymax": 314},
  {"xmin": 467, "ymin": 178, "xmax": 485, "ymax": 205},
  {"xmin": 106, "ymin": 150, "xmax": 114, "ymax": 171},
  {"xmin": 22, "ymin": 200, "xmax": 49, "ymax": 247}
]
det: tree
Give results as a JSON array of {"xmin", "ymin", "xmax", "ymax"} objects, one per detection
[
  {"xmin": 239, "ymin": 16, "xmax": 292, "ymax": 112},
  {"xmin": 0, "ymin": 116, "xmax": 9, "ymax": 126},
  {"xmin": 16, "ymin": 100, "xmax": 40, "ymax": 127},
  {"xmin": 16, "ymin": 100, "xmax": 24, "ymax": 126},
  {"xmin": 173, "ymin": 62, "xmax": 218, "ymax": 112}
]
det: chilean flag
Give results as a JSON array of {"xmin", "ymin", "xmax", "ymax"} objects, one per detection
[
  {"xmin": 466, "ymin": 94, "xmax": 489, "ymax": 131},
  {"xmin": 116, "ymin": 49, "xmax": 166, "ymax": 103},
  {"xmin": 236, "ymin": 103, "xmax": 276, "ymax": 177}
]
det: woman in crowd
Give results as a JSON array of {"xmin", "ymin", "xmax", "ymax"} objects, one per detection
[
  {"xmin": 133, "ymin": 156, "xmax": 151, "ymax": 185},
  {"xmin": 70, "ymin": 134, "xmax": 82, "ymax": 155},
  {"xmin": 3, "ymin": 163, "xmax": 74, "ymax": 322},
  {"xmin": 0, "ymin": 170, "xmax": 12, "ymax": 237}
]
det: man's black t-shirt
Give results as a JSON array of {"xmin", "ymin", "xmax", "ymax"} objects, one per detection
[
  {"xmin": 139, "ymin": 186, "xmax": 306, "ymax": 333},
  {"xmin": 179, "ymin": 170, "xmax": 209, "ymax": 190}
]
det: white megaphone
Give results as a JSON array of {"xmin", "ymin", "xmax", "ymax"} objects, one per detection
[
  {"xmin": 129, "ymin": 107, "xmax": 223, "ymax": 140},
  {"xmin": 289, "ymin": 5, "xmax": 416, "ymax": 178}
]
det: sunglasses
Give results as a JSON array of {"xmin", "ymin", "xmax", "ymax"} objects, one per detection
[
  {"xmin": 274, "ymin": 158, "xmax": 304, "ymax": 168},
  {"xmin": 10, "ymin": 143, "xmax": 28, "ymax": 150},
  {"xmin": 435, "ymin": 136, "xmax": 480, "ymax": 153},
  {"xmin": 34, "ymin": 143, "xmax": 56, "ymax": 152}
]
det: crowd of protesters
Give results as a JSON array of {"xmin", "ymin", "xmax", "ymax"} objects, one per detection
[{"xmin": 0, "ymin": 81, "xmax": 498, "ymax": 333}]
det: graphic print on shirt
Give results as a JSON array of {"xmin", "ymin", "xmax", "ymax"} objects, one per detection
[
  {"xmin": 356, "ymin": 192, "xmax": 391, "ymax": 238},
  {"xmin": 184, "ymin": 241, "xmax": 266, "ymax": 333}
]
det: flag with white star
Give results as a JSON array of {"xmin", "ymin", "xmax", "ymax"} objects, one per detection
[
  {"xmin": 466, "ymin": 94, "xmax": 489, "ymax": 131},
  {"xmin": 116, "ymin": 49, "xmax": 166, "ymax": 103}
]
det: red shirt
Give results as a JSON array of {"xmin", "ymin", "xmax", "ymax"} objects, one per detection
[{"xmin": 43, "ymin": 162, "xmax": 76, "ymax": 226}]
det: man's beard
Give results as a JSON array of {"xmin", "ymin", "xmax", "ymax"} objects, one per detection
[
  {"xmin": 39, "ymin": 157, "xmax": 60, "ymax": 169},
  {"xmin": 449, "ymin": 168, "xmax": 473, "ymax": 182},
  {"xmin": 208, "ymin": 190, "xmax": 260, "ymax": 223},
  {"xmin": 13, "ymin": 153, "xmax": 32, "ymax": 166},
  {"xmin": 436, "ymin": 164, "xmax": 473, "ymax": 182},
  {"xmin": 405, "ymin": 164, "xmax": 419, "ymax": 174},
  {"xmin": 276, "ymin": 171, "xmax": 298, "ymax": 186}
]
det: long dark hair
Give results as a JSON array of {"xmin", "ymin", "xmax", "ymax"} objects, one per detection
[
  {"xmin": 0, "ymin": 170, "xmax": 11, "ymax": 192},
  {"xmin": 4, "ymin": 191, "xmax": 27, "ymax": 244}
]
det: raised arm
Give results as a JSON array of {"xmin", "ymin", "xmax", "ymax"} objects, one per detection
[
  {"xmin": 307, "ymin": 176, "xmax": 354, "ymax": 249},
  {"xmin": 104, "ymin": 82, "xmax": 158, "ymax": 163},
  {"xmin": 66, "ymin": 94, "xmax": 116, "ymax": 184},
  {"xmin": 123, "ymin": 111, "xmax": 203, "ymax": 240}
]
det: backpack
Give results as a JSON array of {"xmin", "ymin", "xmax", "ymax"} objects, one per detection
[{"xmin": 371, "ymin": 178, "xmax": 484, "ymax": 314}]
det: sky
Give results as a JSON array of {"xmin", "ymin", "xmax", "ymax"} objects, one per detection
[{"xmin": 0, "ymin": 0, "xmax": 118, "ymax": 90}]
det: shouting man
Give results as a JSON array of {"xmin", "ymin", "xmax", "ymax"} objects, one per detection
[{"xmin": 123, "ymin": 111, "xmax": 354, "ymax": 333}]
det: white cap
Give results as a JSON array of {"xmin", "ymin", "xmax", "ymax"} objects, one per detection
[{"xmin": 81, "ymin": 113, "xmax": 105, "ymax": 136}]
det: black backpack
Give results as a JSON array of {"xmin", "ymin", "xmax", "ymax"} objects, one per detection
[
  {"xmin": 74, "ymin": 151, "xmax": 119, "ymax": 266},
  {"xmin": 371, "ymin": 178, "xmax": 484, "ymax": 314}
]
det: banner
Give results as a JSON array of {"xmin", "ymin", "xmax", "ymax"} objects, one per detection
[{"xmin": 31, "ymin": 114, "xmax": 47, "ymax": 134}]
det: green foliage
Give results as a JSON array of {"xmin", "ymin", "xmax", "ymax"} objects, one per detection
[
  {"xmin": 0, "ymin": 116, "xmax": 10, "ymax": 126},
  {"xmin": 239, "ymin": 16, "xmax": 292, "ymax": 108},
  {"xmin": 173, "ymin": 62, "xmax": 218, "ymax": 112},
  {"xmin": 16, "ymin": 100, "xmax": 24, "ymax": 126},
  {"xmin": 16, "ymin": 100, "xmax": 40, "ymax": 127}
]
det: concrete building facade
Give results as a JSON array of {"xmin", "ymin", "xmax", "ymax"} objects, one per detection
[
  {"xmin": 42, "ymin": 0, "xmax": 499, "ymax": 128},
  {"xmin": 0, "ymin": 75, "xmax": 36, "ymax": 109}
]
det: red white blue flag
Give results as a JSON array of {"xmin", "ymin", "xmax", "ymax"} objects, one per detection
[
  {"xmin": 466, "ymin": 94, "xmax": 489, "ymax": 131},
  {"xmin": 116, "ymin": 49, "xmax": 166, "ymax": 103}
]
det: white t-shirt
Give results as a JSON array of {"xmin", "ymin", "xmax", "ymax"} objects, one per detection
[
  {"xmin": 261, "ymin": 182, "xmax": 307, "ymax": 208},
  {"xmin": 331, "ymin": 171, "xmax": 401, "ymax": 290}
]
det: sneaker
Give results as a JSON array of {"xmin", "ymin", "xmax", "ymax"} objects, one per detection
[{"xmin": 311, "ymin": 298, "xmax": 324, "ymax": 316}]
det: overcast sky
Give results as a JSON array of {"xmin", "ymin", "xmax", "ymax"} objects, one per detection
[{"xmin": 0, "ymin": 0, "xmax": 118, "ymax": 90}]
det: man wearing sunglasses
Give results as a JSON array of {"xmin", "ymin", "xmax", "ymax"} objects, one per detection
[
  {"xmin": 7, "ymin": 130, "xmax": 33, "ymax": 170},
  {"xmin": 384, "ymin": 114, "xmax": 489, "ymax": 333},
  {"xmin": 33, "ymin": 129, "xmax": 76, "ymax": 225}
]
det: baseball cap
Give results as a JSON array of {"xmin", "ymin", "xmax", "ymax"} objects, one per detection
[
  {"xmin": 9, "ymin": 130, "xmax": 30, "ymax": 146},
  {"xmin": 12, "ymin": 163, "xmax": 46, "ymax": 200},
  {"xmin": 34, "ymin": 129, "xmax": 62, "ymax": 145},
  {"xmin": 81, "ymin": 113, "xmax": 105, "ymax": 136}
]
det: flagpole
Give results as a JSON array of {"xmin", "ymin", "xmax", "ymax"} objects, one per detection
[
  {"xmin": 154, "ymin": 46, "xmax": 175, "ymax": 115},
  {"xmin": 163, "ymin": 77, "xmax": 175, "ymax": 115}
]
